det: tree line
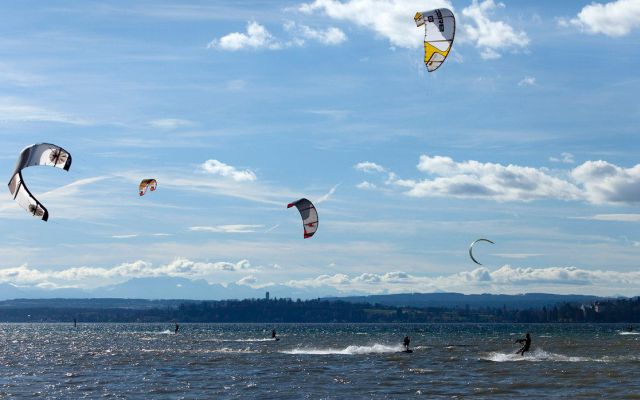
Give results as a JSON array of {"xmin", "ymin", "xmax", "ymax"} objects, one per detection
[{"xmin": 0, "ymin": 297, "xmax": 639, "ymax": 323}]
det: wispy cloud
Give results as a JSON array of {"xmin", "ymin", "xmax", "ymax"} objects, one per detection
[
  {"xmin": 148, "ymin": 118, "xmax": 194, "ymax": 130},
  {"xmin": 549, "ymin": 152, "xmax": 575, "ymax": 164},
  {"xmin": 0, "ymin": 97, "xmax": 90, "ymax": 125},
  {"xmin": 571, "ymin": 214, "xmax": 640, "ymax": 222},
  {"xmin": 190, "ymin": 225, "xmax": 265, "ymax": 233},
  {"xmin": 200, "ymin": 159, "xmax": 257, "ymax": 182},
  {"xmin": 518, "ymin": 76, "xmax": 536, "ymax": 87},
  {"xmin": 111, "ymin": 234, "xmax": 139, "ymax": 239},
  {"xmin": 284, "ymin": 21, "xmax": 347, "ymax": 45},
  {"xmin": 315, "ymin": 184, "xmax": 340, "ymax": 204},
  {"xmin": 559, "ymin": 0, "xmax": 640, "ymax": 37}
]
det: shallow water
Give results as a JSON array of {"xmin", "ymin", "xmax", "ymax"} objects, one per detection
[{"xmin": 1, "ymin": 323, "xmax": 639, "ymax": 399}]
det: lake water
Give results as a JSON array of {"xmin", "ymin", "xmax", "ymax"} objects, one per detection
[{"xmin": 1, "ymin": 323, "xmax": 639, "ymax": 398}]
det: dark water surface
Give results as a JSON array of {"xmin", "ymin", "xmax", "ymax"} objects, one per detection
[{"xmin": 1, "ymin": 323, "xmax": 639, "ymax": 399}]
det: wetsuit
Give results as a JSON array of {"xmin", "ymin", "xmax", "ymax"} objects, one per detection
[
  {"xmin": 516, "ymin": 333, "xmax": 531, "ymax": 356},
  {"xmin": 272, "ymin": 330, "xmax": 277, "ymax": 339},
  {"xmin": 175, "ymin": 323, "xmax": 179, "ymax": 334},
  {"xmin": 403, "ymin": 336, "xmax": 410, "ymax": 351}
]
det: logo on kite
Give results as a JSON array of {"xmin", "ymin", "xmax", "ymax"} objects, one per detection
[
  {"xmin": 7, "ymin": 143, "xmax": 72, "ymax": 221},
  {"xmin": 139, "ymin": 179, "xmax": 157, "ymax": 196},
  {"xmin": 414, "ymin": 8, "xmax": 455, "ymax": 72},
  {"xmin": 469, "ymin": 238, "xmax": 494, "ymax": 266},
  {"xmin": 287, "ymin": 198, "xmax": 318, "ymax": 239}
]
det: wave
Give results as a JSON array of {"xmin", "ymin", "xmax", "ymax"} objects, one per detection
[
  {"xmin": 481, "ymin": 348, "xmax": 597, "ymax": 363},
  {"xmin": 618, "ymin": 331, "xmax": 640, "ymax": 335},
  {"xmin": 282, "ymin": 343, "xmax": 404, "ymax": 355},
  {"xmin": 222, "ymin": 338, "xmax": 278, "ymax": 342}
]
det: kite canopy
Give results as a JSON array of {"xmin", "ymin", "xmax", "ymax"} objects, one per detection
[
  {"xmin": 414, "ymin": 8, "xmax": 455, "ymax": 72},
  {"xmin": 287, "ymin": 198, "xmax": 318, "ymax": 239},
  {"xmin": 139, "ymin": 179, "xmax": 157, "ymax": 196},
  {"xmin": 469, "ymin": 238, "xmax": 494, "ymax": 266},
  {"xmin": 8, "ymin": 143, "xmax": 72, "ymax": 221}
]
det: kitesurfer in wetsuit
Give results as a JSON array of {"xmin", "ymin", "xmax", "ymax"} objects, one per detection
[
  {"xmin": 515, "ymin": 333, "xmax": 531, "ymax": 356},
  {"xmin": 175, "ymin": 323, "xmax": 179, "ymax": 334},
  {"xmin": 73, "ymin": 318, "xmax": 77, "ymax": 328},
  {"xmin": 403, "ymin": 335, "xmax": 411, "ymax": 351},
  {"xmin": 272, "ymin": 329, "xmax": 277, "ymax": 340}
]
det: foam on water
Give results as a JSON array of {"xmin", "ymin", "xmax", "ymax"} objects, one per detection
[
  {"xmin": 222, "ymin": 338, "xmax": 277, "ymax": 342},
  {"xmin": 481, "ymin": 348, "xmax": 597, "ymax": 363},
  {"xmin": 282, "ymin": 343, "xmax": 403, "ymax": 355},
  {"xmin": 618, "ymin": 331, "xmax": 640, "ymax": 335}
]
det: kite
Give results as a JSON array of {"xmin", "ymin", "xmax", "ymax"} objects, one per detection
[
  {"xmin": 8, "ymin": 143, "xmax": 72, "ymax": 221},
  {"xmin": 414, "ymin": 8, "xmax": 455, "ymax": 72},
  {"xmin": 469, "ymin": 238, "xmax": 494, "ymax": 266},
  {"xmin": 287, "ymin": 198, "xmax": 318, "ymax": 239},
  {"xmin": 139, "ymin": 179, "xmax": 157, "ymax": 196}
]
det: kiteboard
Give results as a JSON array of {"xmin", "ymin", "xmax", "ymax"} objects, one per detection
[{"xmin": 402, "ymin": 349, "xmax": 413, "ymax": 353}]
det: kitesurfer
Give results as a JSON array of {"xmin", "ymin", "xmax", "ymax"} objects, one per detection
[
  {"xmin": 403, "ymin": 335, "xmax": 411, "ymax": 351},
  {"xmin": 271, "ymin": 329, "xmax": 277, "ymax": 340},
  {"xmin": 515, "ymin": 333, "xmax": 531, "ymax": 356},
  {"xmin": 73, "ymin": 318, "xmax": 77, "ymax": 328},
  {"xmin": 175, "ymin": 323, "xmax": 179, "ymax": 334}
]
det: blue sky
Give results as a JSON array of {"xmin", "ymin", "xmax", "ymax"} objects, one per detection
[{"xmin": 0, "ymin": 0, "xmax": 639, "ymax": 298}]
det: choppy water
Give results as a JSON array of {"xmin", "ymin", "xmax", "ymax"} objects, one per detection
[{"xmin": 1, "ymin": 323, "xmax": 639, "ymax": 399}]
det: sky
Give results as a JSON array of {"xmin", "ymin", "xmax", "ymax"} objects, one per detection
[{"xmin": 0, "ymin": 0, "xmax": 639, "ymax": 298}]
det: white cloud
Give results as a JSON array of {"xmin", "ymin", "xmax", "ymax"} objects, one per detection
[
  {"xmin": 298, "ymin": 0, "xmax": 528, "ymax": 60},
  {"xmin": 286, "ymin": 265, "xmax": 640, "ymax": 295},
  {"xmin": 200, "ymin": 159, "xmax": 257, "ymax": 182},
  {"xmin": 208, "ymin": 21, "xmax": 282, "ymax": 50},
  {"xmin": 0, "ymin": 258, "xmax": 255, "ymax": 289},
  {"xmin": 299, "ymin": 0, "xmax": 452, "ymax": 48},
  {"xmin": 366, "ymin": 154, "xmax": 640, "ymax": 205},
  {"xmin": 356, "ymin": 181, "xmax": 377, "ymax": 190},
  {"xmin": 315, "ymin": 184, "xmax": 340, "ymax": 203},
  {"xmin": 354, "ymin": 161, "xmax": 386, "ymax": 173},
  {"xmin": 571, "ymin": 160, "xmax": 640, "ymax": 204},
  {"xmin": 0, "ymin": 97, "xmax": 90, "ymax": 125},
  {"xmin": 111, "ymin": 234, "xmax": 139, "ymax": 239},
  {"xmin": 572, "ymin": 214, "xmax": 640, "ymax": 222},
  {"xmin": 284, "ymin": 21, "xmax": 347, "ymax": 45},
  {"xmin": 460, "ymin": 0, "xmax": 529, "ymax": 59},
  {"xmin": 148, "ymin": 118, "xmax": 193, "ymax": 130},
  {"xmin": 518, "ymin": 76, "xmax": 536, "ymax": 87},
  {"xmin": 549, "ymin": 152, "xmax": 575, "ymax": 164},
  {"xmin": 190, "ymin": 225, "xmax": 264, "ymax": 233},
  {"xmin": 226, "ymin": 79, "xmax": 247, "ymax": 91},
  {"xmin": 560, "ymin": 0, "xmax": 640, "ymax": 37}
]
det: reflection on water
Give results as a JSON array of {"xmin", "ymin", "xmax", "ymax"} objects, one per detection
[{"xmin": 1, "ymin": 323, "xmax": 639, "ymax": 398}]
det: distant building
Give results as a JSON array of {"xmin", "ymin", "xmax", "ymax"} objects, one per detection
[{"xmin": 265, "ymin": 291, "xmax": 270, "ymax": 301}]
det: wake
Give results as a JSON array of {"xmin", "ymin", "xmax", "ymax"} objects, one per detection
[
  {"xmin": 282, "ymin": 343, "xmax": 404, "ymax": 355},
  {"xmin": 481, "ymin": 348, "xmax": 598, "ymax": 363}
]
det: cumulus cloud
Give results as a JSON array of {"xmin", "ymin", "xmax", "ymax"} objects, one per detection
[
  {"xmin": 571, "ymin": 160, "xmax": 640, "ymax": 204},
  {"xmin": 284, "ymin": 21, "xmax": 347, "ymax": 45},
  {"xmin": 354, "ymin": 161, "xmax": 386, "ymax": 173},
  {"xmin": 208, "ymin": 20, "xmax": 347, "ymax": 51},
  {"xmin": 190, "ymin": 225, "xmax": 264, "ymax": 233},
  {"xmin": 207, "ymin": 21, "xmax": 282, "ymax": 50},
  {"xmin": 200, "ymin": 159, "xmax": 257, "ymax": 182},
  {"xmin": 299, "ymin": 0, "xmax": 528, "ymax": 59},
  {"xmin": 460, "ymin": 0, "xmax": 529, "ymax": 59},
  {"xmin": 286, "ymin": 265, "xmax": 640, "ymax": 295},
  {"xmin": 360, "ymin": 154, "xmax": 640, "ymax": 205},
  {"xmin": 559, "ymin": 0, "xmax": 640, "ymax": 37},
  {"xmin": 0, "ymin": 258, "xmax": 255, "ymax": 289}
]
